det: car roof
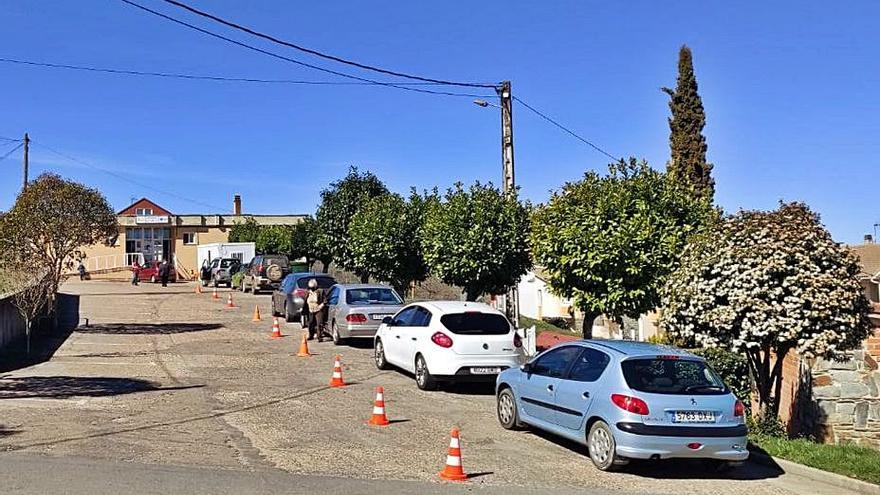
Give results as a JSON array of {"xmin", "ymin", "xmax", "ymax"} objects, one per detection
[
  {"xmin": 287, "ymin": 272, "xmax": 334, "ymax": 280},
  {"xmin": 333, "ymin": 283, "xmax": 396, "ymax": 290},
  {"xmin": 578, "ymin": 340, "xmax": 701, "ymax": 359},
  {"xmin": 414, "ymin": 300, "xmax": 502, "ymax": 315}
]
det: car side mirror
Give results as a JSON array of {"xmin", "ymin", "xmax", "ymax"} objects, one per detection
[
  {"xmin": 382, "ymin": 316, "xmax": 394, "ymax": 326},
  {"xmin": 520, "ymin": 362, "xmax": 532, "ymax": 373}
]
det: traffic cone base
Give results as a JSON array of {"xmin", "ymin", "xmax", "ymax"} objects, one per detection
[
  {"xmin": 296, "ymin": 333, "xmax": 311, "ymax": 357},
  {"xmin": 212, "ymin": 288, "xmax": 219, "ymax": 300},
  {"xmin": 367, "ymin": 386, "xmax": 390, "ymax": 426},
  {"xmin": 270, "ymin": 318, "xmax": 283, "ymax": 339},
  {"xmin": 439, "ymin": 428, "xmax": 468, "ymax": 481},
  {"xmin": 226, "ymin": 294, "xmax": 236, "ymax": 308},
  {"xmin": 252, "ymin": 305, "xmax": 262, "ymax": 322},
  {"xmin": 329, "ymin": 355, "xmax": 346, "ymax": 387}
]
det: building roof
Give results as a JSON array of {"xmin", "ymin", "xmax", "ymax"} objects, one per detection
[
  {"xmin": 118, "ymin": 198, "xmax": 171, "ymax": 216},
  {"xmin": 850, "ymin": 243, "xmax": 880, "ymax": 277}
]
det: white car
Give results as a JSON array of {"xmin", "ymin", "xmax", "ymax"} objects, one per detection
[{"xmin": 373, "ymin": 301, "xmax": 524, "ymax": 390}]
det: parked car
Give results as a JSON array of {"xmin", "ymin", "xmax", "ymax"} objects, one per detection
[
  {"xmin": 138, "ymin": 260, "xmax": 177, "ymax": 284},
  {"xmin": 208, "ymin": 257, "xmax": 241, "ymax": 288},
  {"xmin": 373, "ymin": 301, "xmax": 523, "ymax": 391},
  {"xmin": 243, "ymin": 254, "xmax": 290, "ymax": 294},
  {"xmin": 495, "ymin": 341, "xmax": 748, "ymax": 472},
  {"xmin": 326, "ymin": 284, "xmax": 405, "ymax": 345},
  {"xmin": 231, "ymin": 261, "xmax": 251, "ymax": 291},
  {"xmin": 270, "ymin": 272, "xmax": 336, "ymax": 323}
]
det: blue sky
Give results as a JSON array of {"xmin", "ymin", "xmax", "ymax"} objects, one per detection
[{"xmin": 1, "ymin": 1, "xmax": 878, "ymax": 244}]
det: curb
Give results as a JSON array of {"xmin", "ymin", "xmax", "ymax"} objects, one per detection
[{"xmin": 749, "ymin": 451, "xmax": 880, "ymax": 495}]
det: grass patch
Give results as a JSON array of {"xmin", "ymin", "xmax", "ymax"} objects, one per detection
[
  {"xmin": 519, "ymin": 316, "xmax": 574, "ymax": 335},
  {"xmin": 750, "ymin": 433, "xmax": 880, "ymax": 485}
]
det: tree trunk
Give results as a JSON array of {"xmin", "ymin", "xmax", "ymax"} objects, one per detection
[
  {"xmin": 464, "ymin": 288, "xmax": 479, "ymax": 302},
  {"xmin": 359, "ymin": 273, "xmax": 370, "ymax": 283},
  {"xmin": 25, "ymin": 317, "xmax": 31, "ymax": 355},
  {"xmin": 581, "ymin": 311, "xmax": 600, "ymax": 339},
  {"xmin": 320, "ymin": 261, "xmax": 330, "ymax": 274}
]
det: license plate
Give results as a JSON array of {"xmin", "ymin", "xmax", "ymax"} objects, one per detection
[
  {"xmin": 471, "ymin": 367, "xmax": 502, "ymax": 375},
  {"xmin": 372, "ymin": 314, "xmax": 391, "ymax": 321},
  {"xmin": 673, "ymin": 411, "xmax": 716, "ymax": 423}
]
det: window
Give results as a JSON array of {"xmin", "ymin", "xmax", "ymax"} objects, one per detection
[
  {"xmin": 568, "ymin": 348, "xmax": 611, "ymax": 382},
  {"xmin": 439, "ymin": 312, "xmax": 511, "ymax": 335},
  {"xmin": 346, "ymin": 287, "xmax": 403, "ymax": 305},
  {"xmin": 392, "ymin": 307, "xmax": 419, "ymax": 326},
  {"xmin": 230, "ymin": 252, "xmax": 244, "ymax": 261},
  {"xmin": 621, "ymin": 358, "xmax": 728, "ymax": 395},
  {"xmin": 183, "ymin": 232, "xmax": 196, "ymax": 245},
  {"xmin": 295, "ymin": 277, "xmax": 336, "ymax": 289},
  {"xmin": 409, "ymin": 307, "xmax": 432, "ymax": 327},
  {"xmin": 530, "ymin": 346, "xmax": 583, "ymax": 378},
  {"xmin": 327, "ymin": 287, "xmax": 339, "ymax": 305},
  {"xmin": 135, "ymin": 207, "xmax": 153, "ymax": 216}
]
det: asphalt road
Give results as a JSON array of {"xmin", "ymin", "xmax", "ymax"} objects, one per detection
[{"xmin": 0, "ymin": 281, "xmax": 859, "ymax": 494}]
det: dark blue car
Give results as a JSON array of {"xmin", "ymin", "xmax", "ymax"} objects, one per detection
[{"xmin": 270, "ymin": 272, "xmax": 336, "ymax": 322}]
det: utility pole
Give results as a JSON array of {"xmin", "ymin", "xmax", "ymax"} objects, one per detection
[
  {"xmin": 22, "ymin": 133, "xmax": 29, "ymax": 191},
  {"xmin": 498, "ymin": 81, "xmax": 520, "ymax": 327}
]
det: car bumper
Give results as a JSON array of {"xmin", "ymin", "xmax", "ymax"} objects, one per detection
[
  {"xmin": 429, "ymin": 354, "xmax": 523, "ymax": 377},
  {"xmin": 613, "ymin": 423, "xmax": 749, "ymax": 461},
  {"xmin": 339, "ymin": 323, "xmax": 381, "ymax": 338}
]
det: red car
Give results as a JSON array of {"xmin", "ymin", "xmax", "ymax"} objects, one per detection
[{"xmin": 138, "ymin": 261, "xmax": 177, "ymax": 283}]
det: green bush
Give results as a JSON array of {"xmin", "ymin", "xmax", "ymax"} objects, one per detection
[
  {"xmin": 748, "ymin": 411, "xmax": 786, "ymax": 438},
  {"xmin": 690, "ymin": 347, "xmax": 750, "ymax": 411}
]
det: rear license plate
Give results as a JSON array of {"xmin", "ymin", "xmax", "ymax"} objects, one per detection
[
  {"xmin": 673, "ymin": 411, "xmax": 716, "ymax": 423},
  {"xmin": 471, "ymin": 367, "xmax": 502, "ymax": 375},
  {"xmin": 372, "ymin": 314, "xmax": 391, "ymax": 321}
]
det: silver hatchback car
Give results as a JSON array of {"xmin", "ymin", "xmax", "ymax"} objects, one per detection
[
  {"xmin": 496, "ymin": 340, "xmax": 748, "ymax": 471},
  {"xmin": 325, "ymin": 284, "xmax": 404, "ymax": 345}
]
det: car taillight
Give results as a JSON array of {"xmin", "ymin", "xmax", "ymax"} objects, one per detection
[
  {"xmin": 513, "ymin": 332, "xmax": 522, "ymax": 348},
  {"xmin": 293, "ymin": 288, "xmax": 307, "ymax": 298},
  {"xmin": 346, "ymin": 314, "xmax": 367, "ymax": 324},
  {"xmin": 431, "ymin": 332, "xmax": 453, "ymax": 348},
  {"xmin": 611, "ymin": 394, "xmax": 650, "ymax": 415},
  {"xmin": 258, "ymin": 264, "xmax": 265, "ymax": 275},
  {"xmin": 734, "ymin": 399, "xmax": 745, "ymax": 417}
]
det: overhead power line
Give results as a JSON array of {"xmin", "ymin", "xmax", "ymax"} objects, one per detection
[
  {"xmin": 513, "ymin": 96, "xmax": 619, "ymax": 161},
  {"xmin": 0, "ymin": 142, "xmax": 23, "ymax": 163},
  {"xmin": 116, "ymin": 0, "xmax": 494, "ymax": 98},
  {"xmin": 30, "ymin": 140, "xmax": 227, "ymax": 211},
  {"xmin": 0, "ymin": 57, "xmax": 458, "ymax": 86},
  {"xmin": 158, "ymin": 0, "xmax": 497, "ymax": 89}
]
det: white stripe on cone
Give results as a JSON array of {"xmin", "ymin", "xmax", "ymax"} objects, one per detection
[
  {"xmin": 376, "ymin": 393, "xmax": 384, "ymax": 401},
  {"xmin": 450, "ymin": 438, "xmax": 460, "ymax": 448},
  {"xmin": 373, "ymin": 406, "xmax": 384, "ymax": 414},
  {"xmin": 445, "ymin": 455, "xmax": 461, "ymax": 466}
]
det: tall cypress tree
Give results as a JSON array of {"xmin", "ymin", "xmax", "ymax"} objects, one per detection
[{"xmin": 662, "ymin": 45, "xmax": 714, "ymax": 199}]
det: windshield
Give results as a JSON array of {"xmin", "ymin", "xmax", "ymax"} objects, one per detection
[
  {"xmin": 439, "ymin": 312, "xmax": 511, "ymax": 335},
  {"xmin": 345, "ymin": 288, "xmax": 402, "ymax": 305},
  {"xmin": 621, "ymin": 358, "xmax": 728, "ymax": 395},
  {"xmin": 263, "ymin": 256, "xmax": 289, "ymax": 268}
]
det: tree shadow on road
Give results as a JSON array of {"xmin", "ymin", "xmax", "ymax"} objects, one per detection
[
  {"xmin": 0, "ymin": 425, "xmax": 19, "ymax": 437},
  {"xmin": 76, "ymin": 323, "xmax": 223, "ymax": 335},
  {"xmin": 0, "ymin": 376, "xmax": 203, "ymax": 399}
]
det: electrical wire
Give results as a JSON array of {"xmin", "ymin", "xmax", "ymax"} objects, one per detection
[
  {"xmin": 158, "ymin": 0, "xmax": 497, "ymax": 89},
  {"xmin": 30, "ymin": 140, "xmax": 228, "ymax": 211},
  {"xmin": 513, "ymin": 96, "xmax": 619, "ymax": 161},
  {"xmin": 0, "ymin": 136, "xmax": 22, "ymax": 143},
  {"xmin": 116, "ymin": 0, "xmax": 495, "ymax": 98},
  {"xmin": 0, "ymin": 57, "xmax": 460, "ymax": 86},
  {"xmin": 0, "ymin": 143, "xmax": 23, "ymax": 163}
]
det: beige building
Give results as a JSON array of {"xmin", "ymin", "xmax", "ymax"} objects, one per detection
[{"xmin": 80, "ymin": 196, "xmax": 305, "ymax": 279}]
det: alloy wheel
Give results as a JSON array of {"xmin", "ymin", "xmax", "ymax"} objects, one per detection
[{"xmin": 498, "ymin": 392, "xmax": 514, "ymax": 425}]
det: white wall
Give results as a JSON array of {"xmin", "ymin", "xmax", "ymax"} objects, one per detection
[{"xmin": 518, "ymin": 271, "xmax": 570, "ymax": 320}]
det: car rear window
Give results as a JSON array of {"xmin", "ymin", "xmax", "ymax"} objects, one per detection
[
  {"xmin": 439, "ymin": 312, "xmax": 510, "ymax": 335},
  {"xmin": 220, "ymin": 259, "xmax": 237, "ymax": 268},
  {"xmin": 621, "ymin": 358, "xmax": 728, "ymax": 395},
  {"xmin": 346, "ymin": 288, "xmax": 402, "ymax": 305},
  {"xmin": 263, "ymin": 256, "xmax": 289, "ymax": 268},
  {"xmin": 295, "ymin": 277, "xmax": 335, "ymax": 289}
]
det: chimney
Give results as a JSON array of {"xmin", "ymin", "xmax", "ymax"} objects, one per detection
[{"xmin": 233, "ymin": 194, "xmax": 242, "ymax": 215}]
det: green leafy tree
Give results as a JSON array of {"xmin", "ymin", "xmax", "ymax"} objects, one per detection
[
  {"xmin": 0, "ymin": 173, "xmax": 117, "ymax": 312},
  {"xmin": 662, "ymin": 45, "xmax": 714, "ymax": 199},
  {"xmin": 255, "ymin": 225, "xmax": 293, "ymax": 256},
  {"xmin": 348, "ymin": 190, "xmax": 434, "ymax": 294},
  {"xmin": 660, "ymin": 202, "xmax": 872, "ymax": 418},
  {"xmin": 531, "ymin": 159, "xmax": 716, "ymax": 338},
  {"xmin": 421, "ymin": 182, "xmax": 530, "ymax": 301},
  {"xmin": 290, "ymin": 217, "xmax": 331, "ymax": 271},
  {"xmin": 315, "ymin": 167, "xmax": 389, "ymax": 279},
  {"xmin": 228, "ymin": 217, "xmax": 261, "ymax": 243}
]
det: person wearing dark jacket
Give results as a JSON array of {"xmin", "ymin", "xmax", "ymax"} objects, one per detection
[
  {"xmin": 302, "ymin": 278, "xmax": 327, "ymax": 342},
  {"xmin": 159, "ymin": 260, "xmax": 171, "ymax": 287}
]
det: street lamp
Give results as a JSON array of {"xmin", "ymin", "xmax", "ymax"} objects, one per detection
[{"xmin": 473, "ymin": 99, "xmax": 500, "ymax": 109}]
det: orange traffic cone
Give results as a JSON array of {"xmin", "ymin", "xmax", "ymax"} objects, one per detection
[
  {"xmin": 296, "ymin": 333, "xmax": 311, "ymax": 357},
  {"xmin": 226, "ymin": 293, "xmax": 236, "ymax": 308},
  {"xmin": 439, "ymin": 427, "xmax": 468, "ymax": 481},
  {"xmin": 194, "ymin": 283, "xmax": 202, "ymax": 294},
  {"xmin": 270, "ymin": 317, "xmax": 282, "ymax": 339},
  {"xmin": 212, "ymin": 288, "xmax": 219, "ymax": 300},
  {"xmin": 367, "ymin": 386, "xmax": 390, "ymax": 426},
  {"xmin": 252, "ymin": 305, "xmax": 261, "ymax": 322},
  {"xmin": 329, "ymin": 355, "xmax": 346, "ymax": 387}
]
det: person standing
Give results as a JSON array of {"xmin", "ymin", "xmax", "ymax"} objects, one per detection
[
  {"xmin": 77, "ymin": 262, "xmax": 87, "ymax": 281},
  {"xmin": 304, "ymin": 279, "xmax": 327, "ymax": 342},
  {"xmin": 131, "ymin": 259, "xmax": 141, "ymax": 286},
  {"xmin": 159, "ymin": 259, "xmax": 170, "ymax": 287}
]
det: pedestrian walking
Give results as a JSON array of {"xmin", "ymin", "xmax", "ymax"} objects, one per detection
[
  {"xmin": 159, "ymin": 259, "xmax": 171, "ymax": 287},
  {"xmin": 131, "ymin": 259, "xmax": 141, "ymax": 286},
  {"xmin": 303, "ymin": 278, "xmax": 327, "ymax": 342},
  {"xmin": 77, "ymin": 262, "xmax": 87, "ymax": 281}
]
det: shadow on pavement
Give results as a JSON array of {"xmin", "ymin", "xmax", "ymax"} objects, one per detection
[
  {"xmin": 0, "ymin": 293, "xmax": 79, "ymax": 373},
  {"xmin": 0, "ymin": 425, "xmax": 19, "ymax": 437},
  {"xmin": 76, "ymin": 323, "xmax": 223, "ymax": 335},
  {"xmin": 0, "ymin": 376, "xmax": 203, "ymax": 399},
  {"xmin": 524, "ymin": 427, "xmax": 783, "ymax": 481}
]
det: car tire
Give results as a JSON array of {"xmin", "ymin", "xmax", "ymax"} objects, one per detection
[
  {"xmin": 414, "ymin": 354, "xmax": 437, "ymax": 391},
  {"xmin": 497, "ymin": 388, "xmax": 524, "ymax": 430},
  {"xmin": 374, "ymin": 339, "xmax": 390, "ymax": 370},
  {"xmin": 588, "ymin": 420, "xmax": 625, "ymax": 471},
  {"xmin": 284, "ymin": 302, "xmax": 295, "ymax": 323},
  {"xmin": 331, "ymin": 321, "xmax": 346, "ymax": 346},
  {"xmin": 270, "ymin": 298, "xmax": 280, "ymax": 317}
]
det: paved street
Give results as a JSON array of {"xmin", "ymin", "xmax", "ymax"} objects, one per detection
[{"xmin": 0, "ymin": 281, "xmax": 857, "ymax": 494}]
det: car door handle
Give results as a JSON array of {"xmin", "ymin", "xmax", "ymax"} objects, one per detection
[
  {"xmin": 547, "ymin": 384, "xmax": 554, "ymax": 392},
  {"xmin": 411, "ymin": 337, "xmax": 417, "ymax": 341},
  {"xmin": 582, "ymin": 391, "xmax": 590, "ymax": 399},
  {"xmin": 395, "ymin": 335, "xmax": 401, "ymax": 339}
]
